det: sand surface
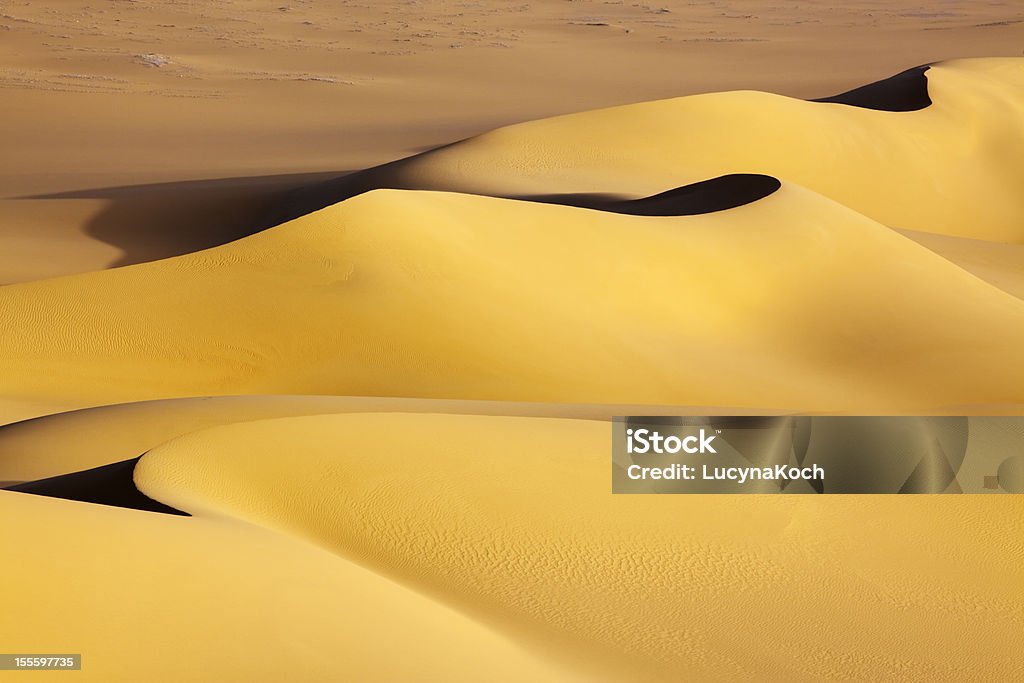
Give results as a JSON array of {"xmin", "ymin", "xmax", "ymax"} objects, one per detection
[
  {"xmin": 133, "ymin": 413, "xmax": 1024, "ymax": 681},
  {"xmin": 2, "ymin": 0, "xmax": 1023, "ymax": 283},
  {"xmin": 4, "ymin": 175, "xmax": 1024, "ymax": 419},
  {"xmin": 2, "ymin": 2, "xmax": 1024, "ymax": 681},
  {"xmin": 0, "ymin": 488, "xmax": 583, "ymax": 683}
]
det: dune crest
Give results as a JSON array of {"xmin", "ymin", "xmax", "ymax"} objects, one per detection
[
  {"xmin": 812, "ymin": 65, "xmax": 932, "ymax": 111},
  {"xmin": 126, "ymin": 412, "xmax": 1024, "ymax": 682},
  {"xmin": 3, "ymin": 184, "xmax": 1024, "ymax": 416},
  {"xmin": 295, "ymin": 58, "xmax": 1024, "ymax": 242}
]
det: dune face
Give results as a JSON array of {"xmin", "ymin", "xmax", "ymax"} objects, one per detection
[
  {"xmin": 125, "ymin": 413, "xmax": 1021, "ymax": 682},
  {"xmin": 520, "ymin": 174, "xmax": 783, "ymax": 217},
  {"xmin": 3, "ymin": 181, "xmax": 1024, "ymax": 416},
  {"xmin": 3, "ymin": 3, "xmax": 1024, "ymax": 677},
  {"xmin": 303, "ymin": 59, "xmax": 1024, "ymax": 243},
  {"xmin": 0, "ymin": 395, "xmax": 800, "ymax": 483},
  {"xmin": 0, "ymin": 490, "xmax": 584, "ymax": 683},
  {"xmin": 4, "ymin": 458, "xmax": 187, "ymax": 516},
  {"xmin": 812, "ymin": 65, "xmax": 932, "ymax": 111},
  {"xmin": 12, "ymin": 413, "xmax": 1018, "ymax": 680}
]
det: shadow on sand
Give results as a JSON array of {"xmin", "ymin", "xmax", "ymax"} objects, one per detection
[
  {"xmin": 20, "ymin": 171, "xmax": 353, "ymax": 268},
  {"xmin": 5, "ymin": 457, "xmax": 189, "ymax": 516},
  {"xmin": 12, "ymin": 65, "xmax": 929, "ymax": 270}
]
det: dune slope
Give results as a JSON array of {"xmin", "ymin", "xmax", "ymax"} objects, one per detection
[
  {"xmin": 128, "ymin": 412, "xmax": 1024, "ymax": 682},
  {"xmin": 0, "ymin": 395, "xmax": 800, "ymax": 482},
  {"xmin": 302, "ymin": 58, "xmax": 1024, "ymax": 242},
  {"xmin": 3, "ymin": 184, "xmax": 1024, "ymax": 415},
  {"xmin": 0, "ymin": 489, "xmax": 581, "ymax": 683}
]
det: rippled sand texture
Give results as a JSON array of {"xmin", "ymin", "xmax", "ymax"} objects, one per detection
[
  {"xmin": 2, "ymin": 414, "xmax": 1022, "ymax": 681},
  {"xmin": 2, "ymin": 1, "xmax": 1024, "ymax": 680}
]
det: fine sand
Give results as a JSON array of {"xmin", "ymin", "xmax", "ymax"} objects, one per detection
[
  {"xmin": 2, "ymin": 1, "xmax": 1023, "ymax": 283},
  {"xmin": 3, "ymin": 2, "xmax": 1024, "ymax": 681},
  {"xmin": 4, "ymin": 414, "xmax": 1022, "ymax": 681},
  {"xmin": 4, "ymin": 179, "xmax": 1024, "ymax": 419}
]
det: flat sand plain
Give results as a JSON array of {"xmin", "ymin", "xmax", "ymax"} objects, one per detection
[{"xmin": 2, "ymin": 2, "xmax": 1024, "ymax": 681}]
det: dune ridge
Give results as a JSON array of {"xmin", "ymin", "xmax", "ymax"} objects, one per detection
[
  {"xmin": 0, "ymin": 395, "xmax": 803, "ymax": 482},
  {"xmin": 290, "ymin": 59, "xmax": 1024, "ymax": 242},
  {"xmin": 4, "ymin": 457, "xmax": 187, "ymax": 515},
  {"xmin": 3, "ymin": 181, "xmax": 1024, "ymax": 417},
  {"xmin": 123, "ymin": 412, "xmax": 1024, "ymax": 682},
  {"xmin": 812, "ymin": 65, "xmax": 932, "ymax": 111}
]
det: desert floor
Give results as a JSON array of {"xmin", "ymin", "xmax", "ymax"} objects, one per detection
[{"xmin": 1, "ymin": 1, "xmax": 1024, "ymax": 681}]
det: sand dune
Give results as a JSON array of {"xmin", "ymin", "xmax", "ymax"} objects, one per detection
[
  {"xmin": 3, "ymin": 182, "xmax": 1024, "ymax": 420},
  {"xmin": 3, "ymin": 5, "xmax": 1024, "ymax": 677},
  {"xmin": 9, "ymin": 412, "xmax": 1020, "ymax": 680},
  {"xmin": 899, "ymin": 227, "xmax": 1024, "ymax": 300},
  {"xmin": 4, "ymin": 3, "xmax": 1024, "ymax": 284},
  {"xmin": 0, "ymin": 489, "xmax": 582, "ymax": 683},
  {"xmin": 299, "ymin": 59, "xmax": 1024, "ymax": 242},
  {"xmin": 5, "ymin": 457, "xmax": 186, "ymax": 515},
  {"xmin": 0, "ymin": 395, "xmax": 803, "ymax": 482},
  {"xmin": 117, "ymin": 412, "xmax": 1018, "ymax": 681},
  {"xmin": 812, "ymin": 65, "xmax": 932, "ymax": 111}
]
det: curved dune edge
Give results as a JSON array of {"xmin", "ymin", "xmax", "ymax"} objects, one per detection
[
  {"xmin": 0, "ymin": 395, "xmax": 801, "ymax": 481},
  {"xmin": 4, "ymin": 457, "xmax": 188, "ymax": 515},
  {"xmin": 274, "ymin": 170, "xmax": 783, "ymax": 226},
  {"xmin": 5, "ymin": 395, "xmax": 1024, "ymax": 483},
  {"xmin": 3, "ymin": 184, "xmax": 1024, "ymax": 416},
  {"xmin": 812, "ymin": 65, "xmax": 932, "ymax": 111},
  {"xmin": 0, "ymin": 491, "xmax": 585, "ymax": 683},
  {"xmin": 294, "ymin": 58, "xmax": 1024, "ymax": 242},
  {"xmin": 898, "ymin": 228, "xmax": 1024, "ymax": 301},
  {"xmin": 521, "ymin": 173, "xmax": 781, "ymax": 216},
  {"xmin": 125, "ymin": 412, "xmax": 1024, "ymax": 682}
]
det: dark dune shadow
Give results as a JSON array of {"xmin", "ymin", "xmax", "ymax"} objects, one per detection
[
  {"xmin": 813, "ymin": 65, "xmax": 932, "ymax": 112},
  {"xmin": 4, "ymin": 457, "xmax": 188, "ymax": 516},
  {"xmin": 11, "ymin": 65, "xmax": 926, "ymax": 272},
  {"xmin": 264, "ymin": 65, "xmax": 933, "ymax": 224},
  {"xmin": 269, "ymin": 171, "xmax": 782, "ymax": 226},
  {"xmin": 524, "ymin": 174, "xmax": 781, "ymax": 215},
  {"xmin": 265, "ymin": 160, "xmax": 416, "ymax": 225},
  {"xmin": 21, "ymin": 171, "xmax": 351, "ymax": 268}
]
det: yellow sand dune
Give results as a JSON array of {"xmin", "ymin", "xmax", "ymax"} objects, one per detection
[
  {"xmin": 6, "ymin": 5, "xmax": 1022, "ymax": 285},
  {"xmin": 0, "ymin": 489, "xmax": 581, "ymax": 683},
  {"xmin": 6, "ymin": 393, "xmax": 1024, "ymax": 485},
  {"xmin": 347, "ymin": 58, "xmax": 1024, "ymax": 241},
  {"xmin": 3, "ymin": 5, "xmax": 1024, "ymax": 681},
  {"xmin": 899, "ymin": 228, "xmax": 1024, "ymax": 300},
  {"xmin": 125, "ymin": 412, "xmax": 1024, "ymax": 682},
  {"xmin": 3, "ymin": 184, "xmax": 1024, "ymax": 416},
  {"xmin": 0, "ymin": 395, "xmax": 797, "ymax": 482}
]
